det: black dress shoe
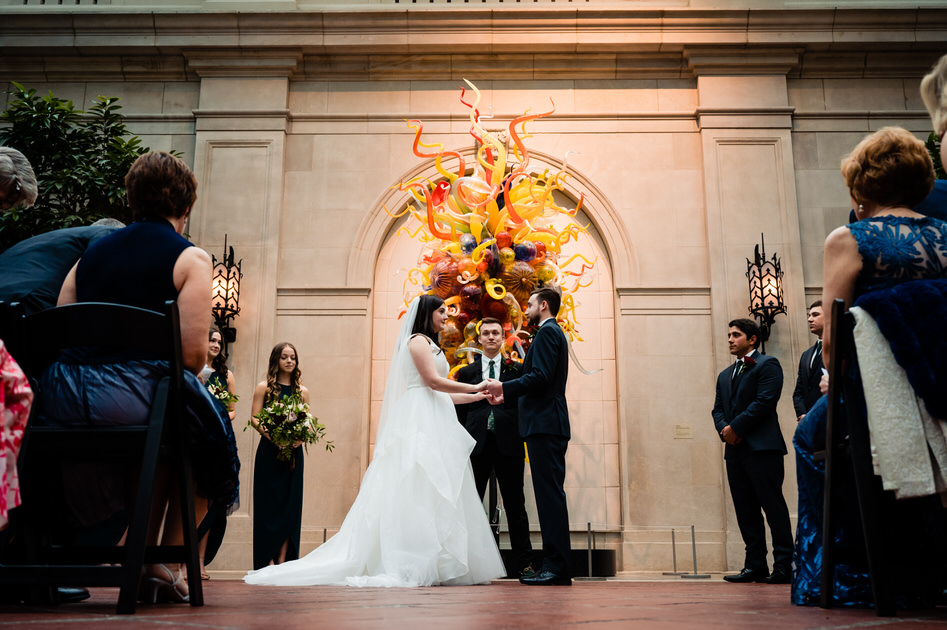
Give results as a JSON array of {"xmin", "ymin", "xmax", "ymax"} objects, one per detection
[
  {"xmin": 723, "ymin": 568, "xmax": 768, "ymax": 583},
  {"xmin": 763, "ymin": 567, "xmax": 791, "ymax": 584},
  {"xmin": 519, "ymin": 569, "xmax": 572, "ymax": 586},
  {"xmin": 58, "ymin": 587, "xmax": 91, "ymax": 603}
]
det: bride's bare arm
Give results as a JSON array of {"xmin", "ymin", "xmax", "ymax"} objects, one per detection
[
  {"xmin": 449, "ymin": 391, "xmax": 488, "ymax": 404},
  {"xmin": 408, "ymin": 336, "xmax": 486, "ymax": 394}
]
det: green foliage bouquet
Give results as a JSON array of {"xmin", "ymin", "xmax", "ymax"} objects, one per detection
[
  {"xmin": 249, "ymin": 392, "xmax": 333, "ymax": 462},
  {"xmin": 207, "ymin": 380, "xmax": 239, "ymax": 408}
]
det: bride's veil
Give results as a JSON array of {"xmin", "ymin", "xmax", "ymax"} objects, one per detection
[{"xmin": 374, "ymin": 296, "xmax": 420, "ymax": 449}]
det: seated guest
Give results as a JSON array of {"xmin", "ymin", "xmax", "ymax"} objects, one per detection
[
  {"xmin": 0, "ymin": 218, "xmax": 123, "ymax": 315},
  {"xmin": 0, "ymin": 147, "xmax": 38, "ymax": 213},
  {"xmin": 37, "ymin": 152, "xmax": 239, "ymax": 604},
  {"xmin": 792, "ymin": 126, "xmax": 947, "ymax": 608}
]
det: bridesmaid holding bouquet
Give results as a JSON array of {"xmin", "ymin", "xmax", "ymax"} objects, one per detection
[{"xmin": 249, "ymin": 343, "xmax": 310, "ymax": 569}]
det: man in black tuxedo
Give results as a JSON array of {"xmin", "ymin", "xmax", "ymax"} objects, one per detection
[
  {"xmin": 455, "ymin": 317, "xmax": 533, "ymax": 578},
  {"xmin": 792, "ymin": 301, "xmax": 824, "ymax": 422},
  {"xmin": 712, "ymin": 318, "xmax": 793, "ymax": 585},
  {"xmin": 485, "ymin": 287, "xmax": 571, "ymax": 586}
]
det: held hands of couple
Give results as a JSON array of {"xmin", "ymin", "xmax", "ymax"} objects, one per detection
[{"xmin": 478, "ymin": 378, "xmax": 505, "ymax": 405}]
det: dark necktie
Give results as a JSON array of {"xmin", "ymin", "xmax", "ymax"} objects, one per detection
[
  {"xmin": 487, "ymin": 360, "xmax": 496, "ymax": 431},
  {"xmin": 730, "ymin": 360, "xmax": 743, "ymax": 394},
  {"xmin": 810, "ymin": 340, "xmax": 822, "ymax": 371}
]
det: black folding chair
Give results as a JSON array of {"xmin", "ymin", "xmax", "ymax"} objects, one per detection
[
  {"xmin": 820, "ymin": 298, "xmax": 896, "ymax": 616},
  {"xmin": 0, "ymin": 300, "xmax": 203, "ymax": 614}
]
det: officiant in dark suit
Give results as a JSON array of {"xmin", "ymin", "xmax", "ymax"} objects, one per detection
[
  {"xmin": 485, "ymin": 287, "xmax": 571, "ymax": 586},
  {"xmin": 712, "ymin": 318, "xmax": 793, "ymax": 585},
  {"xmin": 454, "ymin": 317, "xmax": 533, "ymax": 578},
  {"xmin": 792, "ymin": 301, "xmax": 824, "ymax": 421}
]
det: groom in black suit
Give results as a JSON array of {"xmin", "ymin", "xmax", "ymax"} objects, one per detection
[
  {"xmin": 712, "ymin": 318, "xmax": 793, "ymax": 585},
  {"xmin": 455, "ymin": 318, "xmax": 533, "ymax": 577},
  {"xmin": 485, "ymin": 287, "xmax": 571, "ymax": 586}
]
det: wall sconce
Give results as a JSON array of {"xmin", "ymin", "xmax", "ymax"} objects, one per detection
[
  {"xmin": 211, "ymin": 234, "xmax": 242, "ymax": 344},
  {"xmin": 745, "ymin": 233, "xmax": 786, "ymax": 353}
]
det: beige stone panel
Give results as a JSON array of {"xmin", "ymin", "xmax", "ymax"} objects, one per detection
[
  {"xmin": 306, "ymin": 398, "xmax": 362, "ymax": 445},
  {"xmin": 904, "ymin": 77, "xmax": 927, "ymax": 112},
  {"xmin": 657, "ymin": 79, "xmax": 699, "ymax": 111},
  {"xmin": 199, "ymin": 77, "xmax": 289, "ymax": 111},
  {"xmin": 868, "ymin": 117, "xmax": 933, "ymax": 134},
  {"xmin": 198, "ymin": 142, "xmax": 275, "ymax": 243},
  {"xmin": 325, "ymin": 82, "xmax": 410, "ymax": 115},
  {"xmin": 170, "ymin": 134, "xmax": 197, "ymax": 162},
  {"xmin": 672, "ymin": 132, "xmax": 702, "ymax": 170},
  {"xmin": 289, "ymin": 81, "xmax": 330, "ymax": 113},
  {"xmin": 787, "ymin": 78, "xmax": 826, "ymax": 112},
  {"xmin": 568, "ymin": 486, "xmax": 608, "ymax": 532},
  {"xmin": 791, "ymin": 132, "xmax": 819, "ymax": 171},
  {"xmin": 792, "ymin": 115, "xmax": 871, "ymax": 134},
  {"xmin": 486, "ymin": 80, "xmax": 578, "ymax": 115},
  {"xmin": 284, "ymin": 135, "xmax": 314, "ymax": 173},
  {"xmin": 568, "ymin": 400, "xmax": 605, "ymax": 446},
  {"xmin": 822, "ymin": 78, "xmax": 909, "ymax": 111},
  {"xmin": 160, "ymin": 81, "xmax": 200, "ymax": 113},
  {"xmin": 406, "ymin": 81, "xmax": 484, "ymax": 115},
  {"xmin": 603, "ymin": 442, "xmax": 620, "ymax": 488},
  {"xmin": 367, "ymin": 55, "xmax": 452, "ymax": 82},
  {"xmin": 572, "ymin": 80, "xmax": 658, "ymax": 112},
  {"xmin": 817, "ymin": 130, "xmax": 868, "ymax": 169},
  {"xmin": 794, "ymin": 168, "xmax": 848, "ymax": 210},
  {"xmin": 603, "ymin": 400, "xmax": 620, "ymax": 444},
  {"xmin": 135, "ymin": 135, "xmax": 175, "ymax": 154},
  {"xmin": 698, "ymin": 76, "xmax": 788, "ymax": 109},
  {"xmin": 635, "ymin": 245, "xmax": 709, "ymax": 288},
  {"xmin": 566, "ymin": 442, "xmax": 605, "ymax": 488}
]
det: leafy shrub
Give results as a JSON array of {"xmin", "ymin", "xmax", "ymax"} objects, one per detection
[{"xmin": 0, "ymin": 82, "xmax": 149, "ymax": 252}]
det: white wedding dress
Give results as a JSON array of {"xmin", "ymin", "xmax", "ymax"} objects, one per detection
[{"xmin": 245, "ymin": 300, "xmax": 505, "ymax": 588}]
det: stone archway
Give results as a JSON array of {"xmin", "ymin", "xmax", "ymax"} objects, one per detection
[{"xmin": 355, "ymin": 148, "xmax": 634, "ymax": 552}]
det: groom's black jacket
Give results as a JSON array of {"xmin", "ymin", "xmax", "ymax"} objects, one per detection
[
  {"xmin": 455, "ymin": 356, "xmax": 523, "ymax": 457},
  {"xmin": 503, "ymin": 319, "xmax": 570, "ymax": 439}
]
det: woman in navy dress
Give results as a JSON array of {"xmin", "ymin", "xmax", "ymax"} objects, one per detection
[
  {"xmin": 792, "ymin": 127, "xmax": 947, "ymax": 608},
  {"xmin": 43, "ymin": 152, "xmax": 239, "ymax": 603}
]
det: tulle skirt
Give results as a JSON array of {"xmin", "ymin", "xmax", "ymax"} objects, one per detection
[{"xmin": 245, "ymin": 385, "xmax": 505, "ymax": 587}]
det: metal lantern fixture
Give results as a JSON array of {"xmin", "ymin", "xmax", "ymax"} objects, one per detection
[
  {"xmin": 745, "ymin": 233, "xmax": 786, "ymax": 353},
  {"xmin": 211, "ymin": 234, "xmax": 242, "ymax": 344}
]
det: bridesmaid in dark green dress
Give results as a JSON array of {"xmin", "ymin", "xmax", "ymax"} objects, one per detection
[
  {"xmin": 249, "ymin": 343, "xmax": 309, "ymax": 570},
  {"xmin": 198, "ymin": 326, "xmax": 238, "ymax": 579}
]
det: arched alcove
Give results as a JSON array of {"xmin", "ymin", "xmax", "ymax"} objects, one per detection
[{"xmin": 363, "ymin": 149, "xmax": 631, "ymax": 541}]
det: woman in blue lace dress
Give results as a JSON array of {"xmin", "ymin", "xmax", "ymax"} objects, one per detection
[{"xmin": 792, "ymin": 126, "xmax": 947, "ymax": 607}]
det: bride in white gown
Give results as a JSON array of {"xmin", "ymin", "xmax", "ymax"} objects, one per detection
[{"xmin": 245, "ymin": 294, "xmax": 507, "ymax": 587}]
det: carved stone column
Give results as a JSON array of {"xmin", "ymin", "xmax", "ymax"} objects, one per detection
[
  {"xmin": 186, "ymin": 50, "xmax": 299, "ymax": 572},
  {"xmin": 688, "ymin": 48, "xmax": 809, "ymax": 570}
]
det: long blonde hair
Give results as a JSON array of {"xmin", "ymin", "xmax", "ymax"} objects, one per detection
[{"xmin": 264, "ymin": 342, "xmax": 302, "ymax": 404}]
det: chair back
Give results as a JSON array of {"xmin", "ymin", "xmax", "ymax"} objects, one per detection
[{"xmin": 17, "ymin": 300, "xmax": 183, "ymax": 385}]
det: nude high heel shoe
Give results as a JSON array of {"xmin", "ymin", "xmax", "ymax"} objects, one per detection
[{"xmin": 138, "ymin": 564, "xmax": 189, "ymax": 604}]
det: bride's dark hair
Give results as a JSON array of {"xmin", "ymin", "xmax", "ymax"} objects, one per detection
[{"xmin": 411, "ymin": 294, "xmax": 445, "ymax": 344}]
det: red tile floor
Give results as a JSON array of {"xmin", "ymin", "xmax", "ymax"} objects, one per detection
[{"xmin": 2, "ymin": 576, "xmax": 945, "ymax": 630}]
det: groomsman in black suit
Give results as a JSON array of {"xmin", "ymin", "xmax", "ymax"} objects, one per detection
[
  {"xmin": 455, "ymin": 318, "xmax": 534, "ymax": 578},
  {"xmin": 485, "ymin": 287, "xmax": 571, "ymax": 586},
  {"xmin": 792, "ymin": 301, "xmax": 824, "ymax": 422},
  {"xmin": 712, "ymin": 318, "xmax": 793, "ymax": 585}
]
